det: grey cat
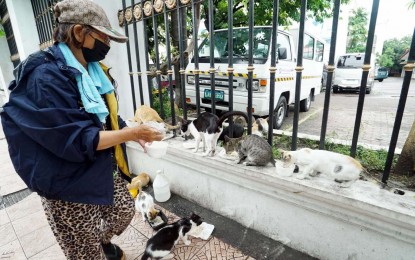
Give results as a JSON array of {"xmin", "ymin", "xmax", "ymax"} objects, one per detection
[{"xmin": 224, "ymin": 134, "xmax": 276, "ymax": 166}]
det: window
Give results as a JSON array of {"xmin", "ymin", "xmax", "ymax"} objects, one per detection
[
  {"xmin": 303, "ymin": 34, "xmax": 314, "ymax": 60},
  {"xmin": 276, "ymin": 33, "xmax": 292, "ymax": 60},
  {"xmin": 316, "ymin": 41, "xmax": 324, "ymax": 62}
]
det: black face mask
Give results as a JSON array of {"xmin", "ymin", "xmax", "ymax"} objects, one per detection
[{"xmin": 82, "ymin": 38, "xmax": 110, "ymax": 62}]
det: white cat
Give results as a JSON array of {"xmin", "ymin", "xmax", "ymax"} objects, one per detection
[
  {"xmin": 135, "ymin": 191, "xmax": 159, "ymax": 221},
  {"xmin": 280, "ymin": 148, "xmax": 362, "ymax": 187}
]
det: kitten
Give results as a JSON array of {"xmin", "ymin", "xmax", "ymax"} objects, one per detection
[
  {"xmin": 141, "ymin": 218, "xmax": 193, "ymax": 260},
  {"xmin": 180, "ymin": 111, "xmax": 248, "ymax": 156},
  {"xmin": 134, "ymin": 105, "xmax": 180, "ymax": 130},
  {"xmin": 135, "ymin": 191, "xmax": 159, "ymax": 221},
  {"xmin": 225, "ymin": 135, "xmax": 276, "ymax": 166},
  {"xmin": 280, "ymin": 148, "xmax": 362, "ymax": 187}
]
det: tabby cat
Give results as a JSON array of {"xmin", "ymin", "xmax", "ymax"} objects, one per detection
[{"xmin": 225, "ymin": 134, "xmax": 276, "ymax": 166}]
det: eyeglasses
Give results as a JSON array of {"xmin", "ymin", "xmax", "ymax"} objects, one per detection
[{"xmin": 89, "ymin": 32, "xmax": 111, "ymax": 45}]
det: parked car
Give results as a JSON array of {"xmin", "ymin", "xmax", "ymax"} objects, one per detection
[
  {"xmin": 332, "ymin": 53, "xmax": 375, "ymax": 94},
  {"xmin": 375, "ymin": 67, "xmax": 388, "ymax": 82}
]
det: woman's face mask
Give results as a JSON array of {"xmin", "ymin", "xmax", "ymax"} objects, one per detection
[{"xmin": 82, "ymin": 36, "xmax": 110, "ymax": 62}]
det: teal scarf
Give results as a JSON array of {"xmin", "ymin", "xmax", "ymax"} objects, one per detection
[{"xmin": 58, "ymin": 43, "xmax": 113, "ymax": 123}]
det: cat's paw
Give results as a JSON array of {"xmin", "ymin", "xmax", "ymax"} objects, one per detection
[{"xmin": 184, "ymin": 240, "xmax": 191, "ymax": 246}]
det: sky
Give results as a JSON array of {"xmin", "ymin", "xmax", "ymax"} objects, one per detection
[{"xmin": 352, "ymin": 0, "xmax": 415, "ymax": 40}]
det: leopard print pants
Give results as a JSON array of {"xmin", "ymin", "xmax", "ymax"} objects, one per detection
[{"xmin": 41, "ymin": 173, "xmax": 135, "ymax": 260}]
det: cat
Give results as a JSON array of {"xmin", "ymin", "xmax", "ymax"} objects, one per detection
[
  {"xmin": 180, "ymin": 111, "xmax": 248, "ymax": 156},
  {"xmin": 225, "ymin": 134, "xmax": 276, "ymax": 166},
  {"xmin": 127, "ymin": 172, "xmax": 151, "ymax": 193},
  {"xmin": 252, "ymin": 118, "xmax": 269, "ymax": 137},
  {"xmin": 279, "ymin": 148, "xmax": 362, "ymax": 187},
  {"xmin": 135, "ymin": 191, "xmax": 159, "ymax": 221},
  {"xmin": 218, "ymin": 123, "xmax": 245, "ymax": 142},
  {"xmin": 134, "ymin": 105, "xmax": 180, "ymax": 131},
  {"xmin": 141, "ymin": 217, "xmax": 193, "ymax": 260}
]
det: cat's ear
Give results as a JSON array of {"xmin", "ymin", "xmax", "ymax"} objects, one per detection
[{"xmin": 278, "ymin": 149, "xmax": 286, "ymax": 155}]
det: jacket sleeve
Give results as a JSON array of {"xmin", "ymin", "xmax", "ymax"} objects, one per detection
[{"xmin": 4, "ymin": 65, "xmax": 101, "ymax": 163}]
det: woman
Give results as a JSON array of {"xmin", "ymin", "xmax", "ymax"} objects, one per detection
[{"xmin": 0, "ymin": 0, "xmax": 162, "ymax": 259}]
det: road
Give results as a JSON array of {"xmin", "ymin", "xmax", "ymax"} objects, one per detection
[{"xmin": 281, "ymin": 77, "xmax": 415, "ymax": 150}]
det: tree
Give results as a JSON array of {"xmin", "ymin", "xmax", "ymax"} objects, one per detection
[
  {"xmin": 0, "ymin": 25, "xmax": 5, "ymax": 38},
  {"xmin": 377, "ymin": 36, "xmax": 412, "ymax": 73},
  {"xmin": 346, "ymin": 7, "xmax": 368, "ymax": 53}
]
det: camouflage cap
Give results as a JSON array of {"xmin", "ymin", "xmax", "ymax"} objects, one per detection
[{"xmin": 54, "ymin": 0, "xmax": 128, "ymax": 43}]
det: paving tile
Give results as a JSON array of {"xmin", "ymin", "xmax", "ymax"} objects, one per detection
[
  {"xmin": 0, "ymin": 209, "xmax": 10, "ymax": 227},
  {"xmin": 112, "ymin": 225, "xmax": 148, "ymax": 260},
  {"xmin": 171, "ymin": 236, "xmax": 210, "ymax": 260},
  {"xmin": 130, "ymin": 212, "xmax": 157, "ymax": 238},
  {"xmin": 192, "ymin": 237, "xmax": 250, "ymax": 260},
  {"xmin": 0, "ymin": 163, "xmax": 16, "ymax": 177},
  {"xmin": 19, "ymin": 225, "xmax": 57, "ymax": 258},
  {"xmin": 6, "ymin": 194, "xmax": 43, "ymax": 222},
  {"xmin": 0, "ymin": 239, "xmax": 27, "ymax": 260},
  {"xmin": 12, "ymin": 210, "xmax": 49, "ymax": 238},
  {"xmin": 0, "ymin": 174, "xmax": 27, "ymax": 196},
  {"xmin": 28, "ymin": 243, "xmax": 65, "ymax": 260},
  {"xmin": 0, "ymin": 223, "xmax": 18, "ymax": 248}
]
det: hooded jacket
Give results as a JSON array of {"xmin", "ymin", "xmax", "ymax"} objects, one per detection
[{"xmin": 1, "ymin": 44, "xmax": 125, "ymax": 205}]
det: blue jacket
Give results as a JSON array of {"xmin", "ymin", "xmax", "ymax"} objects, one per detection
[{"xmin": 1, "ymin": 44, "xmax": 124, "ymax": 205}]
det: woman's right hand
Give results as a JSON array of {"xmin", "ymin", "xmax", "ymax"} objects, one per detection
[{"xmin": 130, "ymin": 125, "xmax": 164, "ymax": 143}]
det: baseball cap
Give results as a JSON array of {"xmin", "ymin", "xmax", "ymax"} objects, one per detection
[{"xmin": 54, "ymin": 0, "xmax": 128, "ymax": 43}]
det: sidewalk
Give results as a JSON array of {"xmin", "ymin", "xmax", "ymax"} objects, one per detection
[{"xmin": 0, "ymin": 123, "xmax": 313, "ymax": 259}]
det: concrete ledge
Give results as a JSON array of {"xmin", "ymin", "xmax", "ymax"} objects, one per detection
[{"xmin": 126, "ymin": 139, "xmax": 415, "ymax": 260}]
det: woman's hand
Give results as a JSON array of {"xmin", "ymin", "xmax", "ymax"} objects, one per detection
[{"xmin": 131, "ymin": 125, "xmax": 164, "ymax": 143}]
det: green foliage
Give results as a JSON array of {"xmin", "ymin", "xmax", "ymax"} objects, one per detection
[
  {"xmin": 272, "ymin": 134, "xmax": 398, "ymax": 173},
  {"xmin": 378, "ymin": 36, "xmax": 412, "ymax": 72},
  {"xmin": 202, "ymin": 0, "xmax": 350, "ymax": 30},
  {"xmin": 152, "ymin": 91, "xmax": 172, "ymax": 119},
  {"xmin": 0, "ymin": 25, "xmax": 5, "ymax": 38},
  {"xmin": 346, "ymin": 7, "xmax": 368, "ymax": 53}
]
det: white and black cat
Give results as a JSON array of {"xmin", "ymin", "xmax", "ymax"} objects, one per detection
[
  {"xmin": 181, "ymin": 111, "xmax": 248, "ymax": 156},
  {"xmin": 141, "ymin": 213, "xmax": 203, "ymax": 260},
  {"xmin": 280, "ymin": 148, "xmax": 362, "ymax": 187}
]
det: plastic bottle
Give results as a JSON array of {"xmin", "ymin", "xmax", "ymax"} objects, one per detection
[{"xmin": 153, "ymin": 170, "xmax": 171, "ymax": 202}]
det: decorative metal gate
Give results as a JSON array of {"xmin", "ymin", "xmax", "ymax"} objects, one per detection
[{"xmin": 31, "ymin": 0, "xmax": 59, "ymax": 50}]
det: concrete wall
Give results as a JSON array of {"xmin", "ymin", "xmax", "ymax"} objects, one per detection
[
  {"xmin": 127, "ymin": 139, "xmax": 415, "ymax": 260},
  {"xmin": 0, "ymin": 37, "xmax": 13, "ymax": 104}
]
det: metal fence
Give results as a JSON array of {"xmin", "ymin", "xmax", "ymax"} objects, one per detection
[
  {"xmin": 31, "ymin": 0, "xmax": 58, "ymax": 50},
  {"xmin": 0, "ymin": 0, "xmax": 20, "ymax": 67},
  {"xmin": 119, "ymin": 0, "xmax": 414, "ymax": 185},
  {"xmin": 23, "ymin": 0, "xmax": 415, "ymax": 185}
]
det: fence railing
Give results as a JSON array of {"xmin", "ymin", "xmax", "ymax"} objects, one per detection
[
  {"xmin": 24, "ymin": 0, "xmax": 415, "ymax": 185},
  {"xmin": 31, "ymin": 0, "xmax": 58, "ymax": 50},
  {"xmin": 119, "ymin": 0, "xmax": 414, "ymax": 185}
]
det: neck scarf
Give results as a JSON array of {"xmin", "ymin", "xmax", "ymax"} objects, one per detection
[{"xmin": 58, "ymin": 43, "xmax": 113, "ymax": 123}]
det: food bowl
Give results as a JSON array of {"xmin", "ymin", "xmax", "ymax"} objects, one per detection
[
  {"xmin": 145, "ymin": 141, "xmax": 168, "ymax": 158},
  {"xmin": 146, "ymin": 210, "xmax": 168, "ymax": 230}
]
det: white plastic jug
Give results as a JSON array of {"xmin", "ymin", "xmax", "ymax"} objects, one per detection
[{"xmin": 153, "ymin": 170, "xmax": 171, "ymax": 202}]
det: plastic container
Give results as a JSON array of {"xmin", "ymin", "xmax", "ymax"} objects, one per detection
[
  {"xmin": 146, "ymin": 210, "xmax": 168, "ymax": 230},
  {"xmin": 145, "ymin": 141, "xmax": 168, "ymax": 158},
  {"xmin": 153, "ymin": 170, "xmax": 171, "ymax": 202}
]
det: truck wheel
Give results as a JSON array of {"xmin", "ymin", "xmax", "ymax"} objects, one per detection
[
  {"xmin": 273, "ymin": 96, "xmax": 287, "ymax": 129},
  {"xmin": 333, "ymin": 86, "xmax": 339, "ymax": 93},
  {"xmin": 300, "ymin": 92, "xmax": 311, "ymax": 112},
  {"xmin": 378, "ymin": 79, "xmax": 384, "ymax": 82}
]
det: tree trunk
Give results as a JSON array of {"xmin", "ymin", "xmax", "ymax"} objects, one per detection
[{"xmin": 394, "ymin": 120, "xmax": 415, "ymax": 176}]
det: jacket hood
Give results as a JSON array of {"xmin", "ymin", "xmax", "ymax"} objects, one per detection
[{"xmin": 10, "ymin": 44, "xmax": 79, "ymax": 91}]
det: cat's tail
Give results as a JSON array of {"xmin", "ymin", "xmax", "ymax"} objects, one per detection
[
  {"xmin": 141, "ymin": 251, "xmax": 151, "ymax": 260},
  {"xmin": 218, "ymin": 111, "xmax": 249, "ymax": 127}
]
